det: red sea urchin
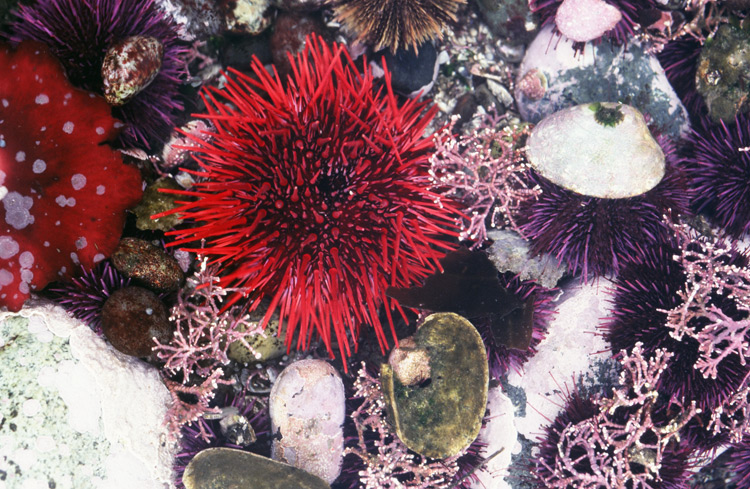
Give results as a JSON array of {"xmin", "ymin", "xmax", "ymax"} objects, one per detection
[
  {"xmin": 10, "ymin": 0, "xmax": 186, "ymax": 150},
  {"xmin": 158, "ymin": 34, "xmax": 462, "ymax": 366},
  {"xmin": 0, "ymin": 41, "xmax": 142, "ymax": 312}
]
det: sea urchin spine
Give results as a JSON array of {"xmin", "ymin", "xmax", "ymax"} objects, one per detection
[{"xmin": 158, "ymin": 34, "xmax": 462, "ymax": 367}]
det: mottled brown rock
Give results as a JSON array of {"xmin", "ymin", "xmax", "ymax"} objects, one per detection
[
  {"xmin": 101, "ymin": 286, "xmax": 172, "ymax": 357},
  {"xmin": 111, "ymin": 237, "xmax": 184, "ymax": 292},
  {"xmin": 382, "ymin": 312, "xmax": 488, "ymax": 459},
  {"xmin": 183, "ymin": 448, "xmax": 331, "ymax": 489}
]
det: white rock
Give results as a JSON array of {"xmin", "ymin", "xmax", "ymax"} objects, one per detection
[
  {"xmin": 527, "ymin": 103, "xmax": 665, "ymax": 198},
  {"xmin": 0, "ymin": 298, "xmax": 175, "ymax": 489},
  {"xmin": 269, "ymin": 359, "xmax": 346, "ymax": 483},
  {"xmin": 555, "ymin": 0, "xmax": 622, "ymax": 43}
]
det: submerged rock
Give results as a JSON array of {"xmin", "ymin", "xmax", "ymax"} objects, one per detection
[
  {"xmin": 696, "ymin": 24, "xmax": 750, "ymax": 123},
  {"xmin": 269, "ymin": 359, "xmax": 346, "ymax": 483},
  {"xmin": 183, "ymin": 448, "xmax": 331, "ymax": 489},
  {"xmin": 526, "ymin": 103, "xmax": 665, "ymax": 198},
  {"xmin": 381, "ymin": 312, "xmax": 488, "ymax": 459},
  {"xmin": 516, "ymin": 25, "xmax": 689, "ymax": 139}
]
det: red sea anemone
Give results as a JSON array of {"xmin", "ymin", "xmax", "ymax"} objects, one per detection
[
  {"xmin": 10, "ymin": 0, "xmax": 186, "ymax": 150},
  {"xmin": 158, "ymin": 34, "xmax": 461, "ymax": 366},
  {"xmin": 0, "ymin": 41, "xmax": 143, "ymax": 311}
]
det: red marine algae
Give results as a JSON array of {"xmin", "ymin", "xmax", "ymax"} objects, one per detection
[
  {"xmin": 158, "ymin": 34, "xmax": 462, "ymax": 367},
  {"xmin": 0, "ymin": 42, "xmax": 142, "ymax": 311}
]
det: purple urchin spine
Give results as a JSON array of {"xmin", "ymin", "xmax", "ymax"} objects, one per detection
[
  {"xmin": 10, "ymin": 0, "xmax": 187, "ymax": 149},
  {"xmin": 681, "ymin": 113, "xmax": 750, "ymax": 238}
]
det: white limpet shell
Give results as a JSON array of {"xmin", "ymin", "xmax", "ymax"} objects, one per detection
[{"xmin": 526, "ymin": 102, "xmax": 665, "ymax": 199}]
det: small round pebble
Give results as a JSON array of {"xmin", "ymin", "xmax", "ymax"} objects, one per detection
[
  {"xmin": 101, "ymin": 286, "xmax": 172, "ymax": 357},
  {"xmin": 269, "ymin": 359, "xmax": 345, "ymax": 483}
]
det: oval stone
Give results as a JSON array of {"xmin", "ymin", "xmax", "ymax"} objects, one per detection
[
  {"xmin": 381, "ymin": 312, "xmax": 488, "ymax": 459},
  {"xmin": 526, "ymin": 103, "xmax": 665, "ymax": 198},
  {"xmin": 183, "ymin": 448, "xmax": 331, "ymax": 489},
  {"xmin": 269, "ymin": 359, "xmax": 345, "ymax": 483}
]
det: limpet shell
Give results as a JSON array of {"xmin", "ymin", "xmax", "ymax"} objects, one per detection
[{"xmin": 526, "ymin": 103, "xmax": 665, "ymax": 199}]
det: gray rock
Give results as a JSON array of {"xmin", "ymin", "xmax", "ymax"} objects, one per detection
[
  {"xmin": 516, "ymin": 26, "xmax": 690, "ymax": 140},
  {"xmin": 269, "ymin": 359, "xmax": 345, "ymax": 483},
  {"xmin": 183, "ymin": 448, "xmax": 331, "ymax": 489}
]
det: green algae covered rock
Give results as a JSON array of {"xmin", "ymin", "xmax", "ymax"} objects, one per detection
[
  {"xmin": 381, "ymin": 312, "xmax": 488, "ymax": 459},
  {"xmin": 183, "ymin": 447, "xmax": 331, "ymax": 489}
]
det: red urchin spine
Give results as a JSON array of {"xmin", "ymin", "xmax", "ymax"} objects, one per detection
[{"xmin": 157, "ymin": 35, "xmax": 461, "ymax": 367}]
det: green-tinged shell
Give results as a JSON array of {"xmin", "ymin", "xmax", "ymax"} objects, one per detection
[
  {"xmin": 381, "ymin": 312, "xmax": 488, "ymax": 459},
  {"xmin": 183, "ymin": 448, "xmax": 331, "ymax": 489}
]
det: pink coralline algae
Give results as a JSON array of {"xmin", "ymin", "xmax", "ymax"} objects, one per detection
[{"xmin": 0, "ymin": 41, "xmax": 143, "ymax": 311}]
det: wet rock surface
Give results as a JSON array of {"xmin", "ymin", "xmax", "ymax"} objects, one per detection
[{"xmin": 183, "ymin": 447, "xmax": 331, "ymax": 489}]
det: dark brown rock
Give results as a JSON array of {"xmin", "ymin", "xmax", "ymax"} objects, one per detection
[
  {"xmin": 101, "ymin": 286, "xmax": 172, "ymax": 357},
  {"xmin": 270, "ymin": 12, "xmax": 330, "ymax": 80},
  {"xmin": 111, "ymin": 237, "xmax": 184, "ymax": 292}
]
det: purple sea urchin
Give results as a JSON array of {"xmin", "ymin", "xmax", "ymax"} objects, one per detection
[
  {"xmin": 517, "ymin": 153, "xmax": 689, "ymax": 278},
  {"xmin": 681, "ymin": 114, "xmax": 750, "ymax": 237},
  {"xmin": 173, "ymin": 390, "xmax": 270, "ymax": 489},
  {"xmin": 46, "ymin": 261, "xmax": 130, "ymax": 335},
  {"xmin": 10, "ymin": 0, "xmax": 186, "ymax": 149},
  {"xmin": 476, "ymin": 273, "xmax": 556, "ymax": 379},
  {"xmin": 603, "ymin": 241, "xmax": 750, "ymax": 450}
]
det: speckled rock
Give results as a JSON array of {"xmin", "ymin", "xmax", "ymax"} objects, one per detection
[
  {"xmin": 223, "ymin": 0, "xmax": 274, "ymax": 35},
  {"xmin": 526, "ymin": 103, "xmax": 665, "ymax": 198},
  {"xmin": 100, "ymin": 286, "xmax": 172, "ymax": 357},
  {"xmin": 269, "ymin": 359, "xmax": 345, "ymax": 483},
  {"xmin": 133, "ymin": 177, "xmax": 184, "ymax": 232},
  {"xmin": 473, "ymin": 0, "xmax": 537, "ymax": 45},
  {"xmin": 555, "ymin": 0, "xmax": 621, "ymax": 43},
  {"xmin": 696, "ymin": 24, "xmax": 750, "ymax": 123},
  {"xmin": 381, "ymin": 312, "xmax": 488, "ymax": 459},
  {"xmin": 516, "ymin": 25, "xmax": 689, "ymax": 139},
  {"xmin": 183, "ymin": 448, "xmax": 331, "ymax": 489},
  {"xmin": 486, "ymin": 229, "xmax": 565, "ymax": 288},
  {"xmin": 111, "ymin": 237, "xmax": 184, "ymax": 292},
  {"xmin": 227, "ymin": 308, "xmax": 287, "ymax": 364},
  {"xmin": 0, "ymin": 300, "xmax": 174, "ymax": 489}
]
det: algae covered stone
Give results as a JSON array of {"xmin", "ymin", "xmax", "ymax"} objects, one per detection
[
  {"xmin": 526, "ymin": 103, "xmax": 665, "ymax": 199},
  {"xmin": 183, "ymin": 448, "xmax": 331, "ymax": 489},
  {"xmin": 381, "ymin": 312, "xmax": 488, "ymax": 459}
]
